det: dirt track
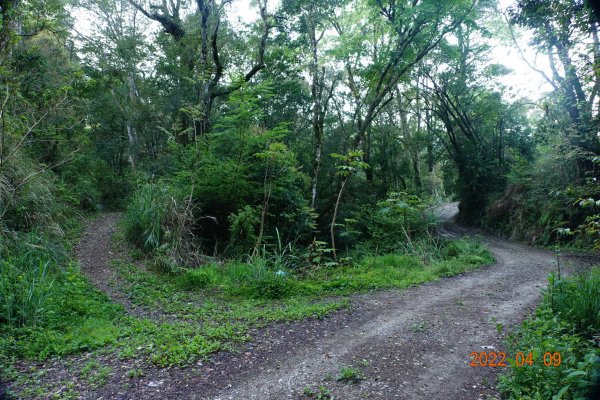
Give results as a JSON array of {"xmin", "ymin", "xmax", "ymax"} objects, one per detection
[
  {"xmin": 192, "ymin": 203, "xmax": 589, "ymax": 400},
  {"xmin": 69, "ymin": 204, "xmax": 592, "ymax": 399}
]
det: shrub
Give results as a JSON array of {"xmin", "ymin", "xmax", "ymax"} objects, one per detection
[
  {"xmin": 178, "ymin": 266, "xmax": 219, "ymax": 290},
  {"xmin": 123, "ymin": 182, "xmax": 196, "ymax": 263},
  {"xmin": 248, "ymin": 273, "xmax": 296, "ymax": 299},
  {"xmin": 498, "ymin": 309, "xmax": 599, "ymax": 400},
  {"xmin": 337, "ymin": 366, "xmax": 364, "ymax": 383},
  {"xmin": 150, "ymin": 254, "xmax": 181, "ymax": 275},
  {"xmin": 228, "ymin": 205, "xmax": 260, "ymax": 255},
  {"xmin": 441, "ymin": 238, "xmax": 489, "ymax": 260},
  {"xmin": 225, "ymin": 259, "xmax": 296, "ymax": 299},
  {"xmin": 123, "ymin": 183, "xmax": 171, "ymax": 251},
  {"xmin": 352, "ymin": 192, "xmax": 435, "ymax": 253},
  {"xmin": 0, "ymin": 231, "xmax": 68, "ymax": 328}
]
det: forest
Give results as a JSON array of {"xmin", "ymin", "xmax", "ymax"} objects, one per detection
[{"xmin": 0, "ymin": 0, "xmax": 599, "ymax": 398}]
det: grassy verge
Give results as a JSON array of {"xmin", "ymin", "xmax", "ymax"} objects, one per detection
[{"xmin": 498, "ymin": 268, "xmax": 600, "ymax": 400}]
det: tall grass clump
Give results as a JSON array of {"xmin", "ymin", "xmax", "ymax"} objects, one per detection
[
  {"xmin": 224, "ymin": 256, "xmax": 297, "ymax": 299},
  {"xmin": 548, "ymin": 267, "xmax": 600, "ymax": 337},
  {"xmin": 0, "ymin": 258, "xmax": 55, "ymax": 327},
  {"xmin": 0, "ymin": 232, "xmax": 66, "ymax": 328},
  {"xmin": 123, "ymin": 183, "xmax": 171, "ymax": 251},
  {"xmin": 123, "ymin": 182, "xmax": 197, "ymax": 264}
]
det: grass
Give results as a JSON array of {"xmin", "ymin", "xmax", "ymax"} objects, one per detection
[
  {"xmin": 302, "ymin": 385, "xmax": 333, "ymax": 399},
  {"xmin": 337, "ymin": 365, "xmax": 365, "ymax": 383},
  {"xmin": 498, "ymin": 268, "xmax": 600, "ymax": 400},
  {"xmin": 411, "ymin": 321, "xmax": 430, "ymax": 333}
]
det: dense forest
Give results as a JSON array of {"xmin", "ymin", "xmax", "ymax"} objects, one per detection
[{"xmin": 1, "ymin": 0, "xmax": 600, "ymax": 399}]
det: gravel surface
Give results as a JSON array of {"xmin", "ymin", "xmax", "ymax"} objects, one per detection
[{"xmin": 15, "ymin": 205, "xmax": 594, "ymax": 400}]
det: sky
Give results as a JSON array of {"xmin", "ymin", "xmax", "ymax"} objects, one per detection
[
  {"xmin": 71, "ymin": 0, "xmax": 555, "ymax": 102},
  {"xmin": 493, "ymin": 0, "xmax": 554, "ymax": 101}
]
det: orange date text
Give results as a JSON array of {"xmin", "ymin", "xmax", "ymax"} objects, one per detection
[{"xmin": 469, "ymin": 351, "xmax": 562, "ymax": 367}]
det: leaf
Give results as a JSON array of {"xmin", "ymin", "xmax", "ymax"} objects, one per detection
[
  {"xmin": 565, "ymin": 370, "xmax": 586, "ymax": 379},
  {"xmin": 552, "ymin": 385, "xmax": 570, "ymax": 400}
]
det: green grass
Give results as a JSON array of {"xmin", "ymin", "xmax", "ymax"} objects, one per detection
[
  {"xmin": 498, "ymin": 268, "xmax": 600, "ymax": 400},
  {"xmin": 337, "ymin": 365, "xmax": 365, "ymax": 383}
]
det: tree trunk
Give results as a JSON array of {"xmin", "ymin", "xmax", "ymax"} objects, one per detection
[
  {"xmin": 330, "ymin": 176, "xmax": 348, "ymax": 262},
  {"xmin": 310, "ymin": 140, "xmax": 321, "ymax": 208},
  {"xmin": 254, "ymin": 169, "xmax": 272, "ymax": 255},
  {"xmin": 411, "ymin": 151, "xmax": 421, "ymax": 191},
  {"xmin": 364, "ymin": 129, "xmax": 373, "ymax": 183},
  {"xmin": 126, "ymin": 123, "xmax": 137, "ymax": 169}
]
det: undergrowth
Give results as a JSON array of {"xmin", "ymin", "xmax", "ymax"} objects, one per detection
[{"xmin": 498, "ymin": 267, "xmax": 600, "ymax": 399}]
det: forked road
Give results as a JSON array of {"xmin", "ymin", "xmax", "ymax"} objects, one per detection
[{"xmin": 196, "ymin": 202, "xmax": 591, "ymax": 400}]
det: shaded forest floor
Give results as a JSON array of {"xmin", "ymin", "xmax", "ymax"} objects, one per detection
[{"xmin": 6, "ymin": 204, "xmax": 595, "ymax": 399}]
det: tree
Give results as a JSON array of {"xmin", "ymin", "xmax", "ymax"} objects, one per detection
[
  {"xmin": 331, "ymin": 0, "xmax": 475, "ymax": 156},
  {"xmin": 282, "ymin": 0, "xmax": 339, "ymax": 208},
  {"xmin": 330, "ymin": 150, "xmax": 368, "ymax": 261},
  {"xmin": 77, "ymin": 0, "xmax": 153, "ymax": 169},
  {"xmin": 130, "ymin": 0, "xmax": 273, "ymax": 136},
  {"xmin": 509, "ymin": 0, "xmax": 600, "ymax": 164},
  {"xmin": 422, "ymin": 18, "xmax": 533, "ymax": 221}
]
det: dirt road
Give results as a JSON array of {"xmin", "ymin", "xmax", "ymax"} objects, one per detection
[
  {"xmin": 196, "ymin": 202, "xmax": 589, "ymax": 400},
  {"xmin": 69, "ymin": 204, "xmax": 592, "ymax": 400}
]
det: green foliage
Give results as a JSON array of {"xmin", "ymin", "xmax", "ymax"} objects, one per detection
[
  {"xmin": 59, "ymin": 153, "xmax": 131, "ymax": 211},
  {"xmin": 331, "ymin": 151, "xmax": 369, "ymax": 178},
  {"xmin": 352, "ymin": 192, "xmax": 436, "ymax": 253},
  {"xmin": 0, "ymin": 259, "xmax": 54, "ymax": 328},
  {"xmin": 0, "ymin": 266, "xmax": 123, "ymax": 365},
  {"xmin": 485, "ymin": 147, "xmax": 600, "ymax": 247},
  {"xmin": 302, "ymin": 385, "xmax": 333, "ymax": 399},
  {"xmin": 223, "ymin": 258, "xmax": 297, "ymax": 299},
  {"xmin": 0, "ymin": 230, "xmax": 71, "ymax": 328},
  {"xmin": 547, "ymin": 268, "xmax": 600, "ymax": 338},
  {"xmin": 303, "ymin": 239, "xmax": 334, "ymax": 271},
  {"xmin": 297, "ymin": 238, "xmax": 493, "ymax": 295},
  {"xmin": 177, "ymin": 266, "xmax": 219, "ymax": 290},
  {"xmin": 498, "ymin": 269, "xmax": 600, "ymax": 399},
  {"xmin": 337, "ymin": 366, "xmax": 364, "ymax": 383},
  {"xmin": 123, "ymin": 181, "xmax": 196, "ymax": 264},
  {"xmin": 228, "ymin": 205, "xmax": 260, "ymax": 254},
  {"xmin": 123, "ymin": 182, "xmax": 172, "ymax": 251}
]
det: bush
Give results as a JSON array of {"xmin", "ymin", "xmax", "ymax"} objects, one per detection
[
  {"xmin": 178, "ymin": 266, "xmax": 219, "ymax": 290},
  {"xmin": 441, "ymin": 238, "xmax": 489, "ymax": 260},
  {"xmin": 123, "ymin": 182, "xmax": 196, "ymax": 263},
  {"xmin": 59, "ymin": 154, "xmax": 132, "ymax": 211},
  {"xmin": 123, "ymin": 183, "xmax": 172, "ymax": 251},
  {"xmin": 248, "ymin": 273, "xmax": 296, "ymax": 299},
  {"xmin": 224, "ymin": 259, "xmax": 296, "ymax": 299},
  {"xmin": 352, "ymin": 192, "xmax": 436, "ymax": 253},
  {"xmin": 150, "ymin": 254, "xmax": 181, "ymax": 275},
  {"xmin": 0, "ymin": 232, "xmax": 68, "ymax": 328},
  {"xmin": 0, "ymin": 258, "xmax": 55, "ymax": 327}
]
